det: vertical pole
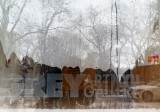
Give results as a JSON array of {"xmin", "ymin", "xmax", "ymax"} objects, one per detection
[
  {"xmin": 115, "ymin": 0, "xmax": 119, "ymax": 76},
  {"xmin": 158, "ymin": 0, "xmax": 160, "ymax": 65},
  {"xmin": 158, "ymin": 0, "xmax": 160, "ymax": 37},
  {"xmin": 110, "ymin": 0, "xmax": 113, "ymax": 75}
]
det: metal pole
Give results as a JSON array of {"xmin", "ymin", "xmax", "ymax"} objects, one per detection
[
  {"xmin": 110, "ymin": 0, "xmax": 113, "ymax": 75},
  {"xmin": 115, "ymin": 0, "xmax": 119, "ymax": 76}
]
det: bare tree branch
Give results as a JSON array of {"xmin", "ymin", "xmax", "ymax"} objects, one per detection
[
  {"xmin": 0, "ymin": 1, "xmax": 2, "ymax": 7},
  {"xmin": 12, "ymin": 26, "xmax": 70, "ymax": 43},
  {"xmin": 10, "ymin": 0, "xmax": 27, "ymax": 34},
  {"xmin": 76, "ymin": 26, "xmax": 99, "ymax": 48},
  {"xmin": 2, "ymin": 0, "xmax": 7, "ymax": 8}
]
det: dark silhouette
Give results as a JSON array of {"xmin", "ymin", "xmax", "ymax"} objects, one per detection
[
  {"xmin": 104, "ymin": 69, "xmax": 117, "ymax": 81},
  {"xmin": 121, "ymin": 69, "xmax": 131, "ymax": 83},
  {"xmin": 37, "ymin": 64, "xmax": 62, "ymax": 109},
  {"xmin": 61, "ymin": 66, "xmax": 80, "ymax": 108}
]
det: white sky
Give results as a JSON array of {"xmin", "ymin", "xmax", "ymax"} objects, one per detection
[
  {"xmin": 1, "ymin": 0, "xmax": 157, "ymax": 72},
  {"xmin": 72, "ymin": 0, "xmax": 111, "ymax": 12}
]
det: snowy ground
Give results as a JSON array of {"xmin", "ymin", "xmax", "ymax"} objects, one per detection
[{"xmin": 0, "ymin": 91, "xmax": 160, "ymax": 109}]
